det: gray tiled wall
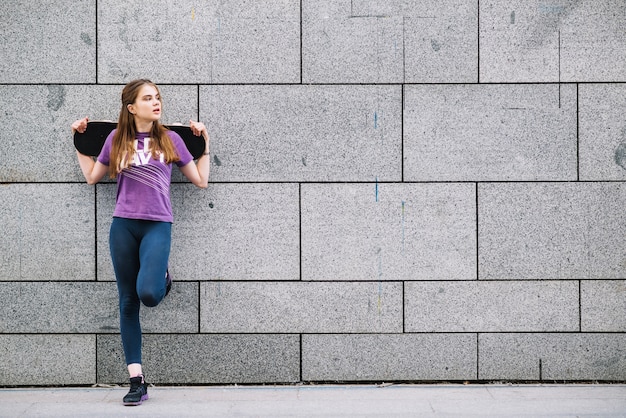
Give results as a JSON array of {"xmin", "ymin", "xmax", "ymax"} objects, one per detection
[{"xmin": 1, "ymin": 0, "xmax": 625, "ymax": 385}]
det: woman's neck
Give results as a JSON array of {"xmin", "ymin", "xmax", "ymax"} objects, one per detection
[{"xmin": 134, "ymin": 119, "xmax": 154, "ymax": 133}]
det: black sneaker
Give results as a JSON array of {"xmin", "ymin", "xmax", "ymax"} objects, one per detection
[
  {"xmin": 123, "ymin": 375, "xmax": 149, "ymax": 406},
  {"xmin": 165, "ymin": 269, "xmax": 172, "ymax": 296}
]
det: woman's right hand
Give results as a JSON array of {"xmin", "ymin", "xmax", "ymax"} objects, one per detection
[{"xmin": 71, "ymin": 117, "xmax": 89, "ymax": 134}]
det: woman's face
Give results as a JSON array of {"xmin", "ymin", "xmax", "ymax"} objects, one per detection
[{"xmin": 128, "ymin": 84, "xmax": 161, "ymax": 123}]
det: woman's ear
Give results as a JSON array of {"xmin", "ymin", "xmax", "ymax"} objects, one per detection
[{"xmin": 127, "ymin": 104, "xmax": 135, "ymax": 115}]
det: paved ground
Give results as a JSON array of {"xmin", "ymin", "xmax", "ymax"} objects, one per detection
[{"xmin": 1, "ymin": 384, "xmax": 624, "ymax": 417}]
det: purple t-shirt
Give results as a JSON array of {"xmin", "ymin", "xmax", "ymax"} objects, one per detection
[{"xmin": 97, "ymin": 129, "xmax": 194, "ymax": 223}]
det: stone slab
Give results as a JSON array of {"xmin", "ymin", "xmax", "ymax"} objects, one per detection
[
  {"xmin": 0, "ymin": 282, "xmax": 198, "ymax": 333},
  {"xmin": 479, "ymin": 333, "xmax": 626, "ymax": 381},
  {"xmin": 302, "ymin": 0, "xmax": 477, "ymax": 83},
  {"xmin": 0, "ymin": 85, "xmax": 113, "ymax": 183},
  {"xmin": 97, "ymin": 0, "xmax": 300, "ymax": 83},
  {"xmin": 480, "ymin": 0, "xmax": 626, "ymax": 82},
  {"xmin": 201, "ymin": 85, "xmax": 401, "ymax": 182},
  {"xmin": 400, "ymin": 0, "xmax": 478, "ymax": 83},
  {"xmin": 97, "ymin": 183, "xmax": 299, "ymax": 281},
  {"xmin": 579, "ymin": 84, "xmax": 626, "ymax": 180},
  {"xmin": 302, "ymin": 183, "xmax": 476, "ymax": 281},
  {"xmin": 302, "ymin": 334, "xmax": 477, "ymax": 381},
  {"xmin": 478, "ymin": 182, "xmax": 626, "ymax": 280},
  {"xmin": 403, "ymin": 84, "xmax": 577, "ymax": 182},
  {"xmin": 200, "ymin": 281, "xmax": 403, "ymax": 333},
  {"xmin": 405, "ymin": 281, "xmax": 579, "ymax": 332},
  {"xmin": 558, "ymin": 1, "xmax": 626, "ymax": 82},
  {"xmin": 581, "ymin": 280, "xmax": 626, "ymax": 332},
  {"xmin": 302, "ymin": 0, "xmax": 403, "ymax": 83},
  {"xmin": 0, "ymin": 184, "xmax": 94, "ymax": 281},
  {"xmin": 0, "ymin": 1, "xmax": 96, "ymax": 83},
  {"xmin": 0, "ymin": 85, "xmax": 197, "ymax": 183},
  {"xmin": 0, "ymin": 335, "xmax": 95, "ymax": 386},
  {"xmin": 97, "ymin": 334, "xmax": 300, "ymax": 384}
]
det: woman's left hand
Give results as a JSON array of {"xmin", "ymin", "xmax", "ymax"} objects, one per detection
[{"xmin": 189, "ymin": 120, "xmax": 208, "ymax": 139}]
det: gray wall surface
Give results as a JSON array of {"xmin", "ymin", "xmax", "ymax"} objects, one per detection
[{"xmin": 1, "ymin": 0, "xmax": 625, "ymax": 385}]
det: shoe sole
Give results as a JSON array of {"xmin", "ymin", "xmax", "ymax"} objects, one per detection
[
  {"xmin": 165, "ymin": 270, "xmax": 172, "ymax": 296},
  {"xmin": 123, "ymin": 393, "xmax": 149, "ymax": 406}
]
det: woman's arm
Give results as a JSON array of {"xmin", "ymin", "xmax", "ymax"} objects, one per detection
[
  {"xmin": 179, "ymin": 120, "xmax": 210, "ymax": 189},
  {"xmin": 76, "ymin": 152, "xmax": 109, "ymax": 185},
  {"xmin": 72, "ymin": 117, "xmax": 109, "ymax": 185}
]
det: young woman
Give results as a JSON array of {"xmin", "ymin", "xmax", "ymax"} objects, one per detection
[{"xmin": 71, "ymin": 79, "xmax": 210, "ymax": 406}]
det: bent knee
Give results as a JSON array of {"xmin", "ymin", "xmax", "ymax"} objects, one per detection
[{"xmin": 138, "ymin": 290, "xmax": 163, "ymax": 307}]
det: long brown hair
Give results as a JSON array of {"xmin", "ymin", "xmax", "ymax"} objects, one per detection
[{"xmin": 109, "ymin": 79, "xmax": 180, "ymax": 178}]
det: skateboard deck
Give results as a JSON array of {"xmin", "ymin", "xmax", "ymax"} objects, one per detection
[{"xmin": 73, "ymin": 121, "xmax": 205, "ymax": 159}]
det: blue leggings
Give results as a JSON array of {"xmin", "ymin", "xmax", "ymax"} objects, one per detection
[{"xmin": 109, "ymin": 217, "xmax": 171, "ymax": 365}]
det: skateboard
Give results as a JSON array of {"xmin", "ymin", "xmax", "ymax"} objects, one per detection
[{"xmin": 73, "ymin": 121, "xmax": 206, "ymax": 159}]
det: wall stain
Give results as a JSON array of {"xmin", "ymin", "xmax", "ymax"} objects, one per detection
[
  {"xmin": 46, "ymin": 85, "xmax": 66, "ymax": 111},
  {"xmin": 375, "ymin": 177, "xmax": 379, "ymax": 202},
  {"xmin": 80, "ymin": 32, "xmax": 92, "ymax": 46},
  {"xmin": 152, "ymin": 28, "xmax": 163, "ymax": 42},
  {"xmin": 615, "ymin": 144, "xmax": 626, "ymax": 169},
  {"xmin": 527, "ymin": 1, "xmax": 581, "ymax": 48},
  {"xmin": 118, "ymin": 16, "xmax": 130, "ymax": 51},
  {"xmin": 376, "ymin": 248, "xmax": 383, "ymax": 314},
  {"xmin": 614, "ymin": 133, "xmax": 626, "ymax": 170},
  {"xmin": 401, "ymin": 200, "xmax": 406, "ymax": 253}
]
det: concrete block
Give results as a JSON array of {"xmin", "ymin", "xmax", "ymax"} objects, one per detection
[
  {"xmin": 582, "ymin": 280, "xmax": 626, "ymax": 332},
  {"xmin": 0, "ymin": 184, "xmax": 94, "ymax": 281},
  {"xmin": 302, "ymin": 334, "xmax": 476, "ymax": 381},
  {"xmin": 140, "ymin": 281, "xmax": 200, "ymax": 333},
  {"xmin": 404, "ymin": 84, "xmax": 577, "ymax": 182},
  {"xmin": 97, "ymin": 334, "xmax": 300, "ymax": 384},
  {"xmin": 0, "ymin": 1, "xmax": 96, "ymax": 83},
  {"xmin": 558, "ymin": 1, "xmax": 626, "ymax": 82},
  {"xmin": 159, "ymin": 85, "xmax": 202, "ymax": 123},
  {"xmin": 0, "ymin": 282, "xmax": 115, "ymax": 333},
  {"xmin": 401, "ymin": 0, "xmax": 478, "ymax": 83},
  {"xmin": 0, "ymin": 335, "xmax": 95, "ymax": 386},
  {"xmin": 201, "ymin": 85, "xmax": 402, "ymax": 182},
  {"xmin": 0, "ymin": 282, "xmax": 198, "ymax": 333},
  {"xmin": 479, "ymin": 333, "xmax": 626, "ymax": 381},
  {"xmin": 479, "ymin": 182, "xmax": 626, "ymax": 280},
  {"xmin": 302, "ymin": 0, "xmax": 403, "ymax": 83},
  {"xmin": 97, "ymin": 183, "xmax": 299, "ymax": 281},
  {"xmin": 201, "ymin": 281, "xmax": 402, "ymax": 333},
  {"xmin": 480, "ymin": 1, "xmax": 626, "ymax": 82},
  {"xmin": 405, "ymin": 281, "xmax": 579, "ymax": 332},
  {"xmin": 579, "ymin": 84, "xmax": 626, "ymax": 180},
  {"xmin": 302, "ymin": 183, "xmax": 476, "ymax": 281},
  {"xmin": 97, "ymin": 0, "xmax": 300, "ymax": 83},
  {"xmin": 0, "ymin": 85, "xmax": 196, "ymax": 183},
  {"xmin": 0, "ymin": 85, "xmax": 111, "ymax": 183},
  {"xmin": 302, "ymin": 0, "xmax": 477, "ymax": 83}
]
